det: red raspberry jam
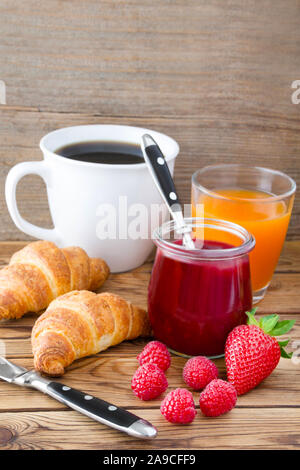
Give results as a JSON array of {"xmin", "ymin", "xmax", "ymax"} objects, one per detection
[{"xmin": 148, "ymin": 219, "xmax": 255, "ymax": 357}]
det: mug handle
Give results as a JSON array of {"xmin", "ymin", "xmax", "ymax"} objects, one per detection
[{"xmin": 5, "ymin": 161, "xmax": 61, "ymax": 243}]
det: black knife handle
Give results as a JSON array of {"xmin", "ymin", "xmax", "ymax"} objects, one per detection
[
  {"xmin": 14, "ymin": 370, "xmax": 156, "ymax": 439},
  {"xmin": 143, "ymin": 143, "xmax": 182, "ymax": 211},
  {"xmin": 47, "ymin": 381, "xmax": 137, "ymax": 429}
]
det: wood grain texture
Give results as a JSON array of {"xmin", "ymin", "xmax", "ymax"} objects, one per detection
[
  {"xmin": 0, "ymin": 0, "xmax": 300, "ymax": 448},
  {"xmin": 0, "ymin": 110, "xmax": 299, "ymax": 240},
  {"xmin": 0, "ymin": 241, "xmax": 299, "ymax": 449},
  {"xmin": 0, "ymin": 0, "xmax": 299, "ymax": 118},
  {"xmin": 0, "ymin": 0, "xmax": 300, "ymax": 240},
  {"xmin": 0, "ymin": 408, "xmax": 299, "ymax": 450}
]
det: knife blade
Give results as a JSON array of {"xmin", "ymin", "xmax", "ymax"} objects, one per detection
[{"xmin": 0, "ymin": 357, "xmax": 157, "ymax": 439}]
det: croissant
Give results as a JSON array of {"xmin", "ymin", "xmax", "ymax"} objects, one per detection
[
  {"xmin": 0, "ymin": 241, "xmax": 109, "ymax": 320},
  {"xmin": 32, "ymin": 290, "xmax": 151, "ymax": 376}
]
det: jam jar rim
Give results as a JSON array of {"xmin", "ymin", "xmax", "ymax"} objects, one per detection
[{"xmin": 153, "ymin": 217, "xmax": 256, "ymax": 260}]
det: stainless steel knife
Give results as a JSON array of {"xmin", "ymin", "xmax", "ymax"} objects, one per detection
[{"xmin": 0, "ymin": 357, "xmax": 157, "ymax": 439}]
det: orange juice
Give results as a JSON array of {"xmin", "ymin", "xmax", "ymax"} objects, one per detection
[{"xmin": 192, "ymin": 188, "xmax": 294, "ymax": 291}]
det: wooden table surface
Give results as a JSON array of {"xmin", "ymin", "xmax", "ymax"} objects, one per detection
[{"xmin": 0, "ymin": 240, "xmax": 299, "ymax": 450}]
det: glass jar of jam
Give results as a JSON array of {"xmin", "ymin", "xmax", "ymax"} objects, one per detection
[{"xmin": 148, "ymin": 218, "xmax": 255, "ymax": 358}]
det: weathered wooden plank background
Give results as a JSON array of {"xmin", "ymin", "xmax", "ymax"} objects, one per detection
[{"xmin": 0, "ymin": 0, "xmax": 299, "ymax": 240}]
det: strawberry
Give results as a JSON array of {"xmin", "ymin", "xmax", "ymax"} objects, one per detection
[{"xmin": 225, "ymin": 308, "xmax": 295, "ymax": 395}]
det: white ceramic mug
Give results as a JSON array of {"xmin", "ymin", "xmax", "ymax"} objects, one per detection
[{"xmin": 5, "ymin": 125, "xmax": 179, "ymax": 272}]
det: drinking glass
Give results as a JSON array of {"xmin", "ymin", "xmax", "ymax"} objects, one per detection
[{"xmin": 192, "ymin": 165, "xmax": 296, "ymax": 303}]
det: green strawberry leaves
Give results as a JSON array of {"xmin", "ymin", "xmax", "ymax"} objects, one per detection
[
  {"xmin": 246, "ymin": 308, "xmax": 295, "ymax": 359},
  {"xmin": 259, "ymin": 314, "xmax": 279, "ymax": 333},
  {"xmin": 271, "ymin": 320, "xmax": 296, "ymax": 336},
  {"xmin": 245, "ymin": 308, "xmax": 259, "ymax": 326},
  {"xmin": 277, "ymin": 339, "xmax": 289, "ymax": 347},
  {"xmin": 277, "ymin": 340, "xmax": 293, "ymax": 359}
]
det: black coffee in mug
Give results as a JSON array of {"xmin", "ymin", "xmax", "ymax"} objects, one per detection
[{"xmin": 56, "ymin": 141, "xmax": 144, "ymax": 165}]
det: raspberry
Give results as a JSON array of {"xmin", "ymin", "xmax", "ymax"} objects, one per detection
[
  {"xmin": 183, "ymin": 356, "xmax": 218, "ymax": 390},
  {"xmin": 131, "ymin": 363, "xmax": 168, "ymax": 401},
  {"xmin": 199, "ymin": 379, "xmax": 237, "ymax": 417},
  {"xmin": 160, "ymin": 388, "xmax": 197, "ymax": 424},
  {"xmin": 137, "ymin": 341, "xmax": 171, "ymax": 371}
]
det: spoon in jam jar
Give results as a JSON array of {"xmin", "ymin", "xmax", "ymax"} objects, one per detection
[{"xmin": 141, "ymin": 134, "xmax": 195, "ymax": 250}]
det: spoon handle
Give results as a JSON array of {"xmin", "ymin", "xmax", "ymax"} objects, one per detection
[
  {"xmin": 141, "ymin": 134, "xmax": 195, "ymax": 250},
  {"xmin": 141, "ymin": 134, "xmax": 182, "ymax": 213}
]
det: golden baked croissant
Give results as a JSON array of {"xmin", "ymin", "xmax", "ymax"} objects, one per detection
[
  {"xmin": 0, "ymin": 241, "xmax": 109, "ymax": 320},
  {"xmin": 32, "ymin": 290, "xmax": 151, "ymax": 376}
]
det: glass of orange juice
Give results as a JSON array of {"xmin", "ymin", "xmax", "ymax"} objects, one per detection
[{"xmin": 192, "ymin": 165, "xmax": 296, "ymax": 303}]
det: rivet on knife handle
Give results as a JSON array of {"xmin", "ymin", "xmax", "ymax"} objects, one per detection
[{"xmin": 46, "ymin": 381, "xmax": 157, "ymax": 439}]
